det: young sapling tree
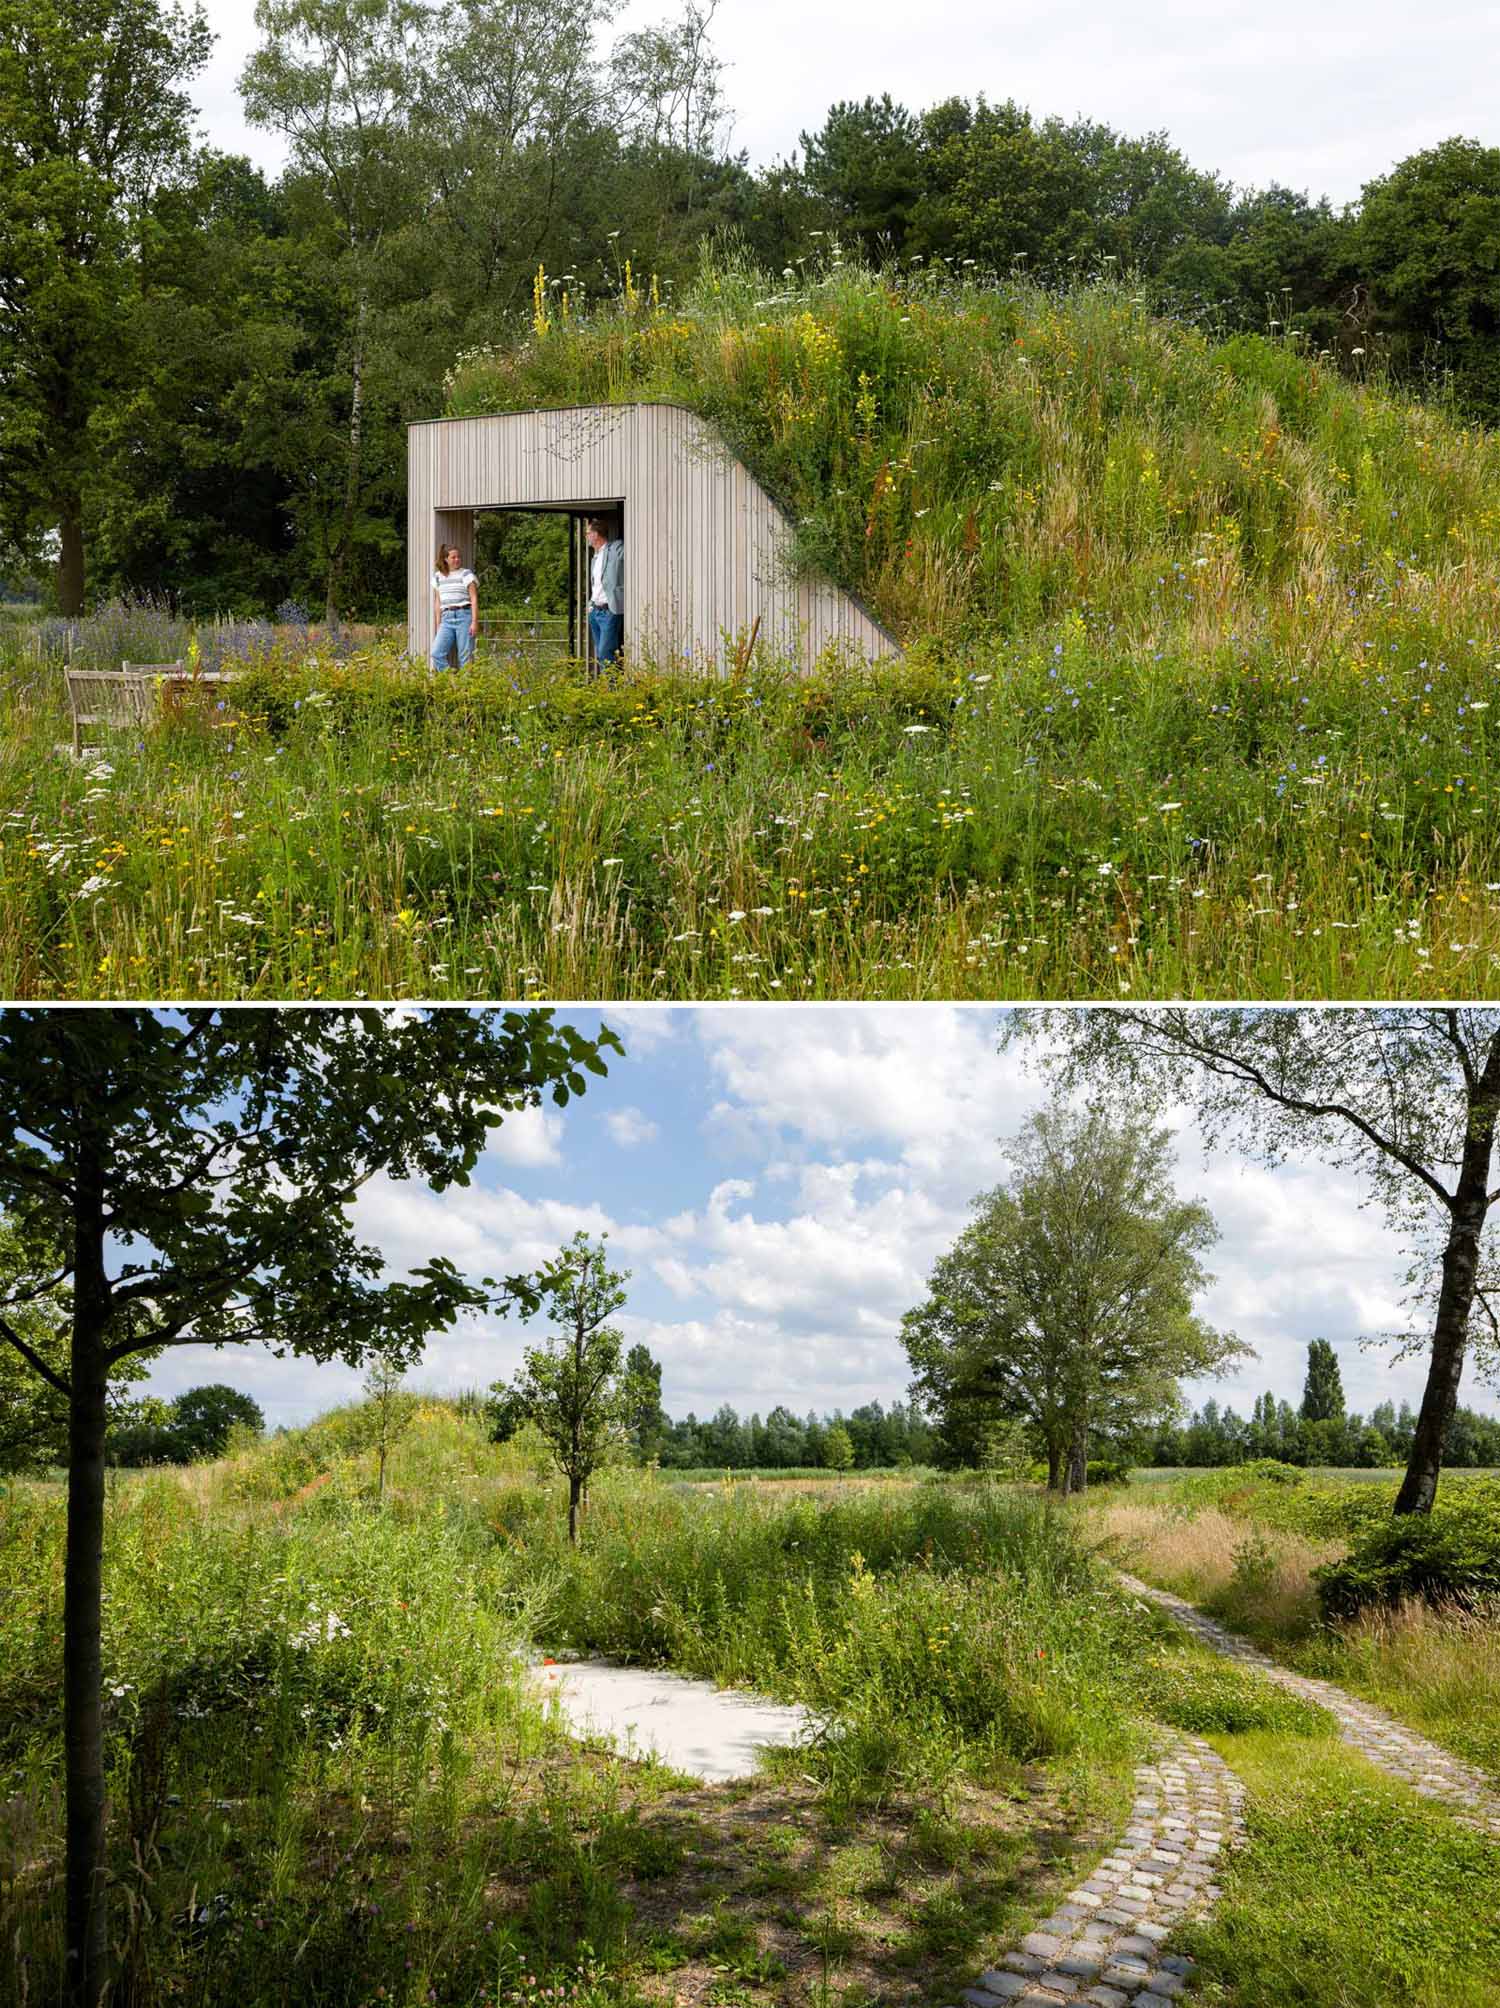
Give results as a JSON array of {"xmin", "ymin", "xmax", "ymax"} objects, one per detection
[{"xmin": 505, "ymin": 1231, "xmax": 630, "ymax": 1542}]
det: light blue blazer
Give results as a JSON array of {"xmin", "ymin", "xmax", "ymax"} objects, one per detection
[{"xmin": 593, "ymin": 539, "xmax": 624, "ymax": 615}]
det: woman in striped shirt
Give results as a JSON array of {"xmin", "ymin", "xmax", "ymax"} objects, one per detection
[{"xmin": 431, "ymin": 545, "xmax": 479, "ymax": 668}]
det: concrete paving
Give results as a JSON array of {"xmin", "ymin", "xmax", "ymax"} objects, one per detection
[{"xmin": 533, "ymin": 1658, "xmax": 814, "ymax": 1782}]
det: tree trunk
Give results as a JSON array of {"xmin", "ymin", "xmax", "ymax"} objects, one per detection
[
  {"xmin": 1065, "ymin": 1417, "xmax": 1089, "ymax": 1497},
  {"xmin": 325, "ymin": 287, "xmax": 368, "ymax": 626},
  {"xmin": 58, "ymin": 497, "xmax": 86, "ymax": 617},
  {"xmin": 567, "ymin": 1473, "xmax": 581, "ymax": 1545},
  {"xmin": 1044, "ymin": 1441, "xmax": 1062, "ymax": 1491},
  {"xmin": 1394, "ymin": 1201, "xmax": 1486, "ymax": 1514},
  {"xmin": 1394, "ymin": 1064, "xmax": 1499, "ymax": 1515},
  {"xmin": 63, "ymin": 1335, "xmax": 110, "ymax": 2008}
]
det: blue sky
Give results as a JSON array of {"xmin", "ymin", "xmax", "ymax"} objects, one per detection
[
  {"xmin": 195, "ymin": 0, "xmax": 1496, "ymax": 210},
  {"xmin": 142, "ymin": 1005, "xmax": 1500, "ymax": 1431}
]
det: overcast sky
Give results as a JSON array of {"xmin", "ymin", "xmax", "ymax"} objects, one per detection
[
  {"xmin": 193, "ymin": 0, "xmax": 1495, "ymax": 207},
  {"xmin": 141, "ymin": 1005, "xmax": 1499, "ymax": 1431}
]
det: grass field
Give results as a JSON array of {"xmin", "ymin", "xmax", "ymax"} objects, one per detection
[
  {"xmin": 1087, "ymin": 1464, "xmax": 1500, "ymax": 1786},
  {"xmin": 6, "ymin": 262, "xmax": 1500, "ymax": 1002},
  {"xmin": 4, "ymin": 1409, "xmax": 1498, "ymax": 2006},
  {"xmin": 5, "ymin": 633, "xmax": 1500, "ymax": 1000}
]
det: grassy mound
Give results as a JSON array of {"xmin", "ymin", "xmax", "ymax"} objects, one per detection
[{"xmin": 448, "ymin": 253, "xmax": 1500, "ymax": 652}]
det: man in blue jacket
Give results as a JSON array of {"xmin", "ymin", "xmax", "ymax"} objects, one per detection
[{"xmin": 585, "ymin": 516, "xmax": 624, "ymax": 669}]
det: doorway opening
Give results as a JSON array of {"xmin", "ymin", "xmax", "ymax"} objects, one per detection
[{"xmin": 472, "ymin": 502, "xmax": 623, "ymax": 667}]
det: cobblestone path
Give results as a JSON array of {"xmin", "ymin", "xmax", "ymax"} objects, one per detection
[
  {"xmin": 1117, "ymin": 1570, "xmax": 1500, "ymax": 1840},
  {"xmin": 949, "ymin": 1736, "xmax": 1246, "ymax": 2008}
]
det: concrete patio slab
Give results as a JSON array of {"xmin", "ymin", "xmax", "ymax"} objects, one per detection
[{"xmin": 534, "ymin": 1659, "xmax": 814, "ymax": 1782}]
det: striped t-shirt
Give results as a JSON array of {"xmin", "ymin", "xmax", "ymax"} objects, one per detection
[{"xmin": 433, "ymin": 566, "xmax": 477, "ymax": 609}]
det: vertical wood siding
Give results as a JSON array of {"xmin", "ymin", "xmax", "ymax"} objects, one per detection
[{"xmin": 406, "ymin": 403, "xmax": 900, "ymax": 672}]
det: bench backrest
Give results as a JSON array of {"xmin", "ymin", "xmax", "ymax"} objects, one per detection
[{"xmin": 64, "ymin": 668, "xmax": 165, "ymax": 721}]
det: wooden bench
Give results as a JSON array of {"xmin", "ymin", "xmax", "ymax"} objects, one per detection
[
  {"xmin": 63, "ymin": 666, "xmax": 168, "ymax": 757},
  {"xmin": 63, "ymin": 661, "xmax": 231, "ymax": 757}
]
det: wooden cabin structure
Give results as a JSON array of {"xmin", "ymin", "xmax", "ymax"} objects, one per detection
[{"xmin": 407, "ymin": 403, "xmax": 900, "ymax": 671}]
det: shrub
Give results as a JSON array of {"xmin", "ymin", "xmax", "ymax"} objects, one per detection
[
  {"xmin": 1315, "ymin": 1483, "xmax": 1500, "ymax": 1617},
  {"xmin": 1086, "ymin": 1457, "xmax": 1132, "ymax": 1487}
]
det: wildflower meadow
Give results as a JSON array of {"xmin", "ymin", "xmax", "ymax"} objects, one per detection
[
  {"xmin": 4, "ymin": 261, "xmax": 1500, "ymax": 1001},
  {"xmin": 4, "ymin": 1403, "xmax": 1497, "ymax": 2008}
]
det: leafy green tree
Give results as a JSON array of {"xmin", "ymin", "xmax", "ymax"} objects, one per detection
[
  {"xmin": 1358, "ymin": 137, "xmax": 1500, "ymax": 420},
  {"xmin": 241, "ymin": 0, "xmax": 427, "ymax": 620},
  {"xmin": 0, "ymin": 1005, "xmax": 617, "ymax": 2008},
  {"xmin": 1009, "ymin": 1007, "xmax": 1500, "ymax": 1514},
  {"xmin": 904, "ymin": 1102, "xmax": 1244, "ymax": 1493},
  {"xmin": 0, "ymin": 0, "xmax": 212, "ymax": 609},
  {"xmin": 88, "ymin": 151, "xmax": 304, "ymax": 611},
  {"xmin": 362, "ymin": 1354, "xmax": 414, "ymax": 1500},
  {"xmin": 1301, "ymin": 1337, "xmax": 1346, "ymax": 1423},
  {"xmin": 169, "ymin": 1382, "xmax": 264, "ymax": 1458},
  {"xmin": 622, "ymin": 1340, "xmax": 666, "ymax": 1460},
  {"xmin": 509, "ymin": 1231, "xmax": 630, "ymax": 1542},
  {"xmin": 822, "ymin": 1421, "xmax": 855, "ymax": 1471}
]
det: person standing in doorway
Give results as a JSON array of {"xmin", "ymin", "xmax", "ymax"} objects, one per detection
[
  {"xmin": 431, "ymin": 544, "xmax": 479, "ymax": 668},
  {"xmin": 585, "ymin": 516, "xmax": 624, "ymax": 670}
]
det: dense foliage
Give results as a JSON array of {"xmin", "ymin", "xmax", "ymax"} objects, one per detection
[
  {"xmin": 4, "ymin": 0, "xmax": 1500, "ymax": 618},
  {"xmin": 1314, "ymin": 1481, "xmax": 1500, "ymax": 1615},
  {"xmin": 105, "ymin": 1384, "xmax": 265, "ymax": 1467}
]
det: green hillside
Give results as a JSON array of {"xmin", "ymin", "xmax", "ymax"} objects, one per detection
[{"xmin": 447, "ymin": 254, "xmax": 1500, "ymax": 654}]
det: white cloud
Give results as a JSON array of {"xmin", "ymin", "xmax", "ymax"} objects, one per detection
[
  {"xmin": 487, "ymin": 1103, "xmax": 564, "ymax": 1167},
  {"xmin": 137, "ymin": 1004, "xmax": 1500, "ymax": 1431},
  {"xmin": 606, "ymin": 1105, "xmax": 660, "ymax": 1148}
]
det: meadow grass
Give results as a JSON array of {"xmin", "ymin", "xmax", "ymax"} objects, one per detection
[
  {"xmin": 6, "ymin": 263, "xmax": 1500, "ymax": 1002},
  {"xmin": 1088, "ymin": 1469, "xmax": 1500, "ymax": 1784},
  {"xmin": 1185, "ymin": 1732, "xmax": 1500, "ymax": 2008},
  {"xmin": 5, "ymin": 628, "xmax": 1500, "ymax": 1000},
  {"xmin": 2, "ymin": 1408, "xmax": 1355, "ymax": 2007},
  {"xmin": 450, "ymin": 259, "xmax": 1500, "ymax": 657}
]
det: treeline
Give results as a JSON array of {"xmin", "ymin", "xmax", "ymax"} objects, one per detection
[
  {"xmin": 4, "ymin": 0, "xmax": 1499, "ymax": 619},
  {"xmin": 1136, "ymin": 1396, "xmax": 1500, "ymax": 1471},
  {"xmin": 648, "ymin": 1399, "xmax": 935, "ymax": 1471}
]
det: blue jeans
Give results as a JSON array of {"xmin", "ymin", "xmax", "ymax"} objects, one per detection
[
  {"xmin": 431, "ymin": 606, "xmax": 475, "ymax": 669},
  {"xmin": 589, "ymin": 607, "xmax": 623, "ymax": 668}
]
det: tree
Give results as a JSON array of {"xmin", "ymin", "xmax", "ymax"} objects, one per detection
[
  {"xmin": 171, "ymin": 1382, "xmax": 265, "ymax": 1458},
  {"xmin": 1358, "ymin": 138, "xmax": 1500, "ymax": 421},
  {"xmin": 822, "ymin": 1421, "xmax": 854, "ymax": 1471},
  {"xmin": 240, "ymin": 0, "xmax": 427, "ymax": 620},
  {"xmin": 508, "ymin": 1231, "xmax": 630, "ymax": 1542},
  {"xmin": 1301, "ymin": 1338, "xmax": 1346, "ymax": 1423},
  {"xmin": 363, "ymin": 1354, "xmax": 414, "ymax": 1501},
  {"xmin": 799, "ymin": 94, "xmax": 927, "ymax": 253},
  {"xmin": 0, "ymin": 1005, "xmax": 617, "ymax": 2008},
  {"xmin": 0, "ymin": 0, "xmax": 212, "ymax": 609},
  {"xmin": 903, "ymin": 1102, "xmax": 1244, "ymax": 1494},
  {"xmin": 1007, "ymin": 1008, "xmax": 1500, "ymax": 1514},
  {"xmin": 622, "ymin": 1340, "xmax": 666, "ymax": 1460}
]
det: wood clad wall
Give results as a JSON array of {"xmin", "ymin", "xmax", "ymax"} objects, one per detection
[{"xmin": 406, "ymin": 403, "xmax": 900, "ymax": 672}]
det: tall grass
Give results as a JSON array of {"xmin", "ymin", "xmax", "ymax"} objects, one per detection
[
  {"xmin": 1089, "ymin": 1472, "xmax": 1500, "ymax": 1784},
  {"xmin": 450, "ymin": 255, "xmax": 1500, "ymax": 654},
  {"xmin": 6, "ymin": 634, "xmax": 1500, "ymax": 1000}
]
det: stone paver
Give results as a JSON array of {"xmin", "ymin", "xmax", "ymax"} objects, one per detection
[
  {"xmin": 949, "ymin": 1734, "xmax": 1245, "ymax": 2008},
  {"xmin": 1117, "ymin": 1571, "xmax": 1500, "ymax": 1840}
]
